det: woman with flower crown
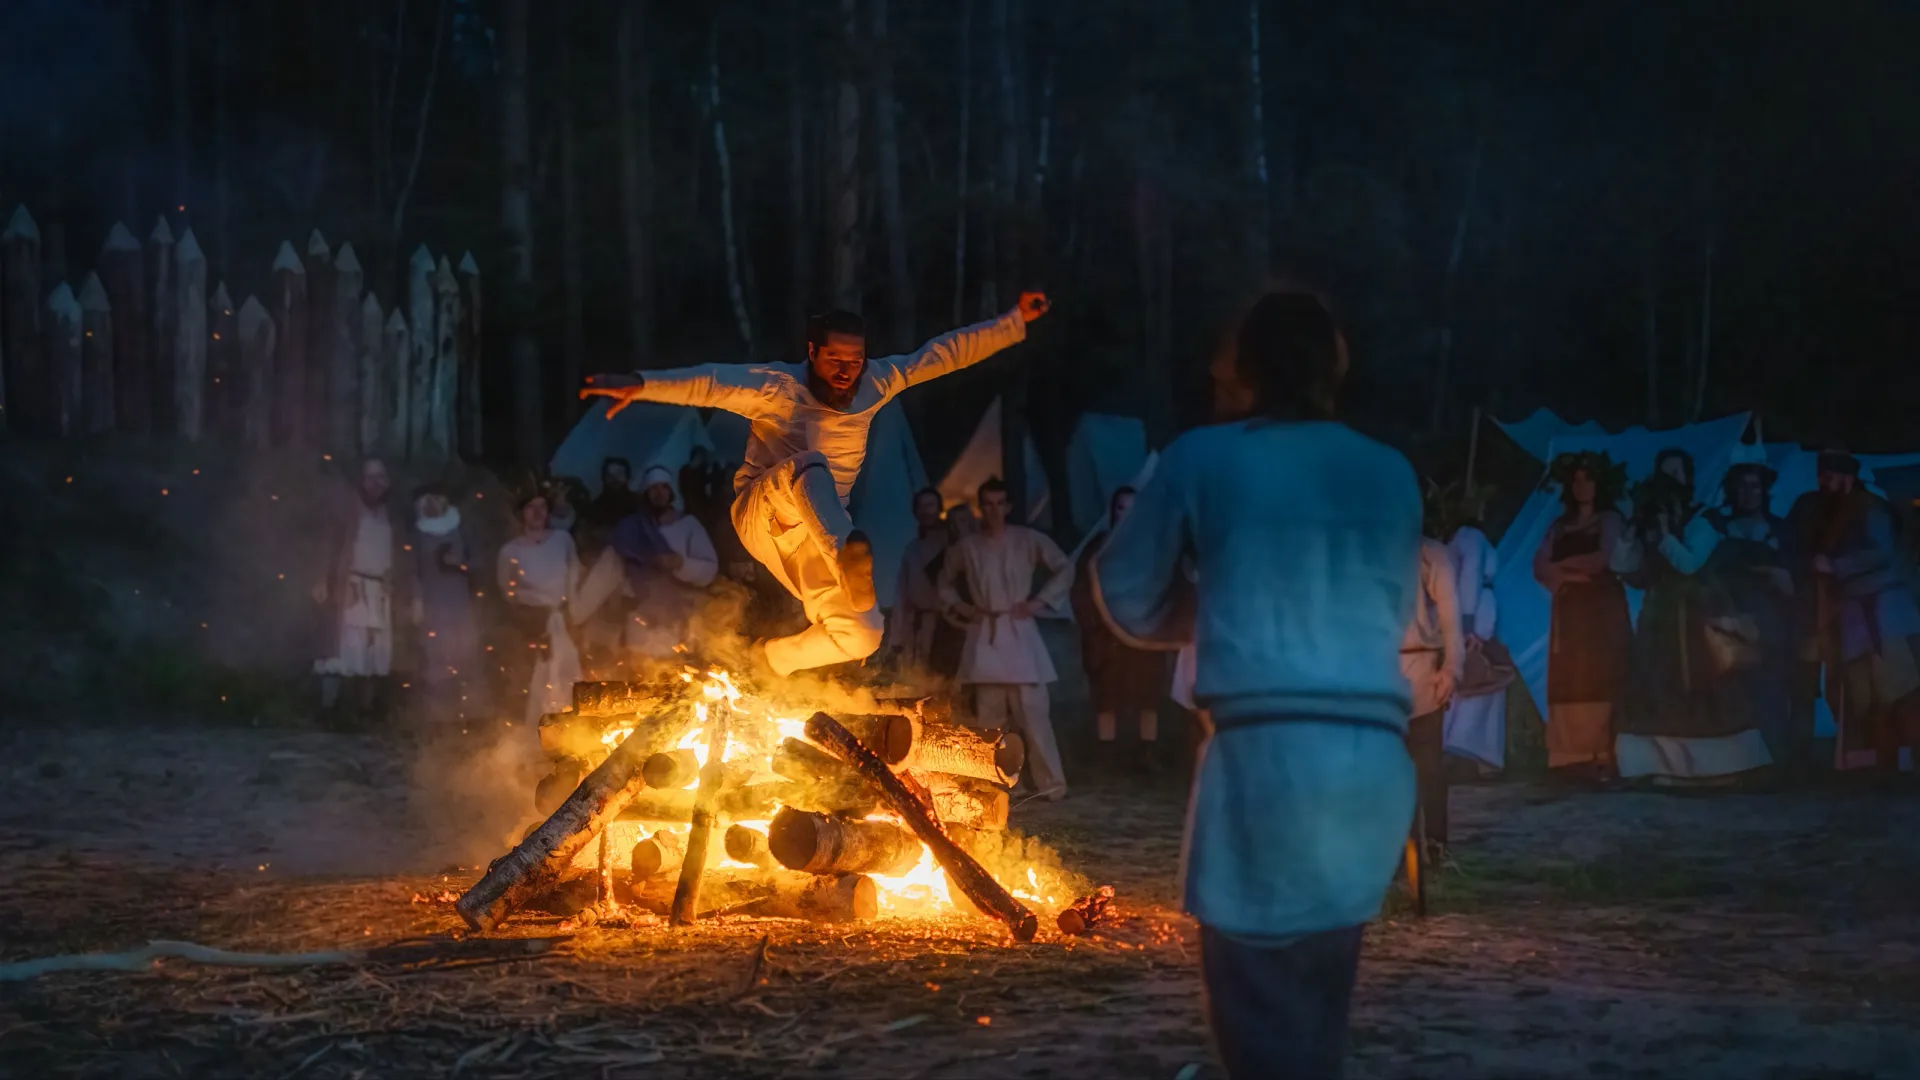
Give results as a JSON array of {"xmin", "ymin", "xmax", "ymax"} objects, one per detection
[{"xmin": 1532, "ymin": 452, "xmax": 1631, "ymax": 782}]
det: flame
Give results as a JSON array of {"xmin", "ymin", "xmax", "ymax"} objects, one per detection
[{"xmin": 868, "ymin": 845, "xmax": 955, "ymax": 913}]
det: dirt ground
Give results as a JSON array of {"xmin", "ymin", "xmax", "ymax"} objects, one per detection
[{"xmin": 1, "ymin": 724, "xmax": 1916, "ymax": 1079}]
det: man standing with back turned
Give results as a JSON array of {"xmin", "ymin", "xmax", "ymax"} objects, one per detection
[
  {"xmin": 583, "ymin": 293, "xmax": 1050, "ymax": 676},
  {"xmin": 1091, "ymin": 292, "xmax": 1422, "ymax": 1080}
]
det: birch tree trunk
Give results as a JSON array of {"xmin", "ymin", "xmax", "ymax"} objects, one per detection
[
  {"xmin": 501, "ymin": 0, "xmax": 543, "ymax": 465},
  {"xmin": 1430, "ymin": 111, "xmax": 1486, "ymax": 434},
  {"xmin": 214, "ymin": 0, "xmax": 231, "ymax": 284},
  {"xmin": 616, "ymin": 0, "xmax": 656, "ymax": 368},
  {"xmin": 829, "ymin": 0, "xmax": 863, "ymax": 311},
  {"xmin": 81, "ymin": 272, "xmax": 115, "ymax": 434},
  {"xmin": 100, "ymin": 223, "xmax": 149, "ymax": 434},
  {"xmin": 1642, "ymin": 233, "xmax": 1659, "ymax": 427},
  {"xmin": 148, "ymin": 217, "xmax": 179, "ymax": 436},
  {"xmin": 1, "ymin": 207, "xmax": 41, "ymax": 434},
  {"xmin": 1244, "ymin": 0, "xmax": 1271, "ymax": 277},
  {"xmin": 870, "ymin": 0, "xmax": 914, "ymax": 351},
  {"xmin": 708, "ymin": 23, "xmax": 756, "ymax": 354},
  {"xmin": 990, "ymin": 0, "xmax": 1021, "ymax": 292},
  {"xmin": 407, "ymin": 244, "xmax": 437, "ymax": 460},
  {"xmin": 173, "ymin": 228, "xmax": 208, "ymax": 441},
  {"xmin": 236, "ymin": 295, "xmax": 275, "ymax": 450},
  {"xmin": 1693, "ymin": 229, "xmax": 1714, "ymax": 422},
  {"xmin": 328, "ymin": 243, "xmax": 365, "ymax": 454},
  {"xmin": 559, "ymin": 15, "xmax": 585, "ymax": 416},
  {"xmin": 431, "ymin": 255, "xmax": 459, "ymax": 461},
  {"xmin": 304, "ymin": 231, "xmax": 334, "ymax": 442},
  {"xmin": 268, "ymin": 240, "xmax": 308, "ymax": 448},
  {"xmin": 45, "ymin": 283, "xmax": 82, "ymax": 438},
  {"xmin": 950, "ymin": 0, "xmax": 974, "ymax": 327},
  {"xmin": 170, "ymin": 0, "xmax": 192, "ymax": 209},
  {"xmin": 785, "ymin": 0, "xmax": 812, "ymax": 352}
]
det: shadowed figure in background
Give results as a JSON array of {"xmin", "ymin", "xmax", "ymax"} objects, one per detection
[
  {"xmin": 1091, "ymin": 291, "xmax": 1421, "ymax": 1080},
  {"xmin": 1072, "ymin": 485, "xmax": 1171, "ymax": 772},
  {"xmin": 885, "ymin": 486, "xmax": 952, "ymax": 675},
  {"xmin": 581, "ymin": 294, "xmax": 1050, "ymax": 676},
  {"xmin": 1400, "ymin": 530, "xmax": 1464, "ymax": 851},
  {"xmin": 410, "ymin": 483, "xmax": 487, "ymax": 726},
  {"xmin": 617, "ymin": 466, "xmax": 719, "ymax": 659},
  {"xmin": 496, "ymin": 489, "xmax": 582, "ymax": 724},
  {"xmin": 312, "ymin": 458, "xmax": 414, "ymax": 728}
]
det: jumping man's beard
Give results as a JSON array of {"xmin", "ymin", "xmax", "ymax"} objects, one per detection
[{"xmin": 808, "ymin": 367, "xmax": 863, "ymax": 411}]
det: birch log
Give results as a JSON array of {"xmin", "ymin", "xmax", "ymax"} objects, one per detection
[
  {"xmin": 79, "ymin": 272, "xmax": 115, "ymax": 433},
  {"xmin": 172, "ymin": 228, "xmax": 207, "ymax": 440},
  {"xmin": 406, "ymin": 244, "xmax": 436, "ymax": 461},
  {"xmin": 383, "ymin": 308, "xmax": 411, "ymax": 455},
  {"xmin": 431, "ymin": 254, "xmax": 460, "ymax": 461},
  {"xmin": 914, "ymin": 772, "xmax": 1010, "ymax": 830},
  {"xmin": 147, "ymin": 217, "xmax": 177, "ymax": 435},
  {"xmin": 328, "ymin": 243, "xmax": 364, "ymax": 454},
  {"xmin": 1, "ymin": 207, "xmax": 42, "ymax": 433},
  {"xmin": 99, "ymin": 222, "xmax": 149, "ymax": 433},
  {"xmin": 236, "ymin": 296, "xmax": 276, "ymax": 449},
  {"xmin": 356, "ymin": 293, "xmax": 386, "ymax": 456},
  {"xmin": 44, "ymin": 283, "xmax": 82, "ymax": 436},
  {"xmin": 457, "ymin": 252, "xmax": 482, "ymax": 460},
  {"xmin": 268, "ymin": 241, "xmax": 308, "ymax": 448},
  {"xmin": 207, "ymin": 282, "xmax": 235, "ymax": 438},
  {"xmin": 766, "ymin": 808, "xmax": 922, "ymax": 875},
  {"xmin": 455, "ymin": 717, "xmax": 683, "ymax": 932}
]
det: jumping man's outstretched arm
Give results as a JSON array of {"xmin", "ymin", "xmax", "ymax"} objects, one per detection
[
  {"xmin": 579, "ymin": 363, "xmax": 777, "ymax": 419},
  {"xmin": 871, "ymin": 291, "xmax": 1051, "ymax": 397}
]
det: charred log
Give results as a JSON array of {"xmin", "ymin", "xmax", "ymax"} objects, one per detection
[
  {"xmin": 804, "ymin": 712, "xmax": 1037, "ymax": 941},
  {"xmin": 570, "ymin": 676, "xmax": 688, "ymax": 717},
  {"xmin": 724, "ymin": 824, "xmax": 776, "ymax": 869},
  {"xmin": 671, "ymin": 701, "xmax": 732, "ymax": 926},
  {"xmin": 1056, "ymin": 885, "xmax": 1116, "ymax": 936},
  {"xmin": 767, "ymin": 808, "xmax": 922, "ymax": 875}
]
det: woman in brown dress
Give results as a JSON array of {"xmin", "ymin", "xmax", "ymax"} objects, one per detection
[
  {"xmin": 1072, "ymin": 487, "xmax": 1171, "ymax": 770},
  {"xmin": 1532, "ymin": 452, "xmax": 1631, "ymax": 782}
]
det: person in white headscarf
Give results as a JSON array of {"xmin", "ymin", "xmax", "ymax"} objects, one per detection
[
  {"xmin": 622, "ymin": 465, "xmax": 720, "ymax": 657},
  {"xmin": 497, "ymin": 489, "xmax": 582, "ymax": 723},
  {"xmin": 580, "ymin": 294, "xmax": 1051, "ymax": 675}
]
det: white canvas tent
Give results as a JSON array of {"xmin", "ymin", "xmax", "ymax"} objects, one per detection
[
  {"xmin": 1493, "ymin": 407, "xmax": 1607, "ymax": 462},
  {"xmin": 846, "ymin": 400, "xmax": 931, "ymax": 609},
  {"xmin": 935, "ymin": 396, "xmax": 1052, "ymax": 529},
  {"xmin": 551, "ymin": 402, "xmax": 715, "ymax": 498},
  {"xmin": 706, "ymin": 409, "xmax": 751, "ymax": 464},
  {"xmin": 1065, "ymin": 413, "xmax": 1149, "ymax": 539}
]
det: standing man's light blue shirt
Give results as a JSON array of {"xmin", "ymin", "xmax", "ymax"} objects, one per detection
[{"xmin": 1091, "ymin": 419, "xmax": 1422, "ymax": 941}]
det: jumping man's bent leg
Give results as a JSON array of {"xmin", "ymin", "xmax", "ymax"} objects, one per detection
[{"xmin": 738, "ymin": 454, "xmax": 885, "ymax": 675}]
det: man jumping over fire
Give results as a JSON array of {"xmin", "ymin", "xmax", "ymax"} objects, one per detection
[{"xmin": 581, "ymin": 292, "xmax": 1051, "ymax": 676}]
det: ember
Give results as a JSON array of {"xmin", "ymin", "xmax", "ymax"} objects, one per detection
[{"xmin": 457, "ymin": 664, "xmax": 1086, "ymax": 940}]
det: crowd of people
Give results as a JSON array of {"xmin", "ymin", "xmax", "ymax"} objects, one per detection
[
  {"xmin": 1534, "ymin": 446, "xmax": 1920, "ymax": 787},
  {"xmin": 307, "ymin": 452, "xmax": 744, "ymax": 731}
]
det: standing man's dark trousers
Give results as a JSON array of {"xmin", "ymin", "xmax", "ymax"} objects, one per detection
[
  {"xmin": 1405, "ymin": 710, "xmax": 1449, "ymax": 845},
  {"xmin": 1201, "ymin": 924, "xmax": 1365, "ymax": 1080}
]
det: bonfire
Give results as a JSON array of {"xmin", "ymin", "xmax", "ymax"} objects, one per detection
[{"xmin": 454, "ymin": 663, "xmax": 1104, "ymax": 943}]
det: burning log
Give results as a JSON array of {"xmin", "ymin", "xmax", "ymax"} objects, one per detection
[
  {"xmin": 913, "ymin": 772, "xmax": 1010, "ymax": 830},
  {"xmin": 742, "ymin": 872, "xmax": 877, "ymax": 922},
  {"xmin": 630, "ymin": 827, "xmax": 727, "ymax": 880},
  {"xmin": 571, "ymin": 677, "xmax": 689, "ymax": 717},
  {"xmin": 670, "ymin": 702, "xmax": 732, "ymax": 926},
  {"xmin": 456, "ymin": 715, "xmax": 684, "ymax": 932},
  {"xmin": 617, "ymin": 782, "xmax": 783, "ymax": 824},
  {"xmin": 643, "ymin": 748, "xmax": 700, "ymax": 789},
  {"xmin": 724, "ymin": 824, "xmax": 776, "ymax": 869},
  {"xmin": 766, "ymin": 808, "xmax": 922, "ymax": 875},
  {"xmin": 842, "ymin": 714, "xmax": 1023, "ymax": 785},
  {"xmin": 538, "ymin": 712, "xmax": 614, "ymax": 761},
  {"xmin": 804, "ymin": 712, "xmax": 1038, "ymax": 942},
  {"xmin": 534, "ymin": 758, "xmax": 587, "ymax": 816},
  {"xmin": 1055, "ymin": 886, "xmax": 1116, "ymax": 936},
  {"xmin": 771, "ymin": 738, "xmax": 882, "ymax": 815}
]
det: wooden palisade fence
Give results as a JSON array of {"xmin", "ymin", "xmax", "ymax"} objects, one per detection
[{"xmin": 0, "ymin": 204, "xmax": 481, "ymax": 464}]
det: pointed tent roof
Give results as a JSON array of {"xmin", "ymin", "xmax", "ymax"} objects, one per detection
[
  {"xmin": 552, "ymin": 401, "xmax": 716, "ymax": 498},
  {"xmin": 935, "ymin": 396, "xmax": 1051, "ymax": 529},
  {"xmin": 1065, "ymin": 412, "xmax": 1148, "ymax": 538}
]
